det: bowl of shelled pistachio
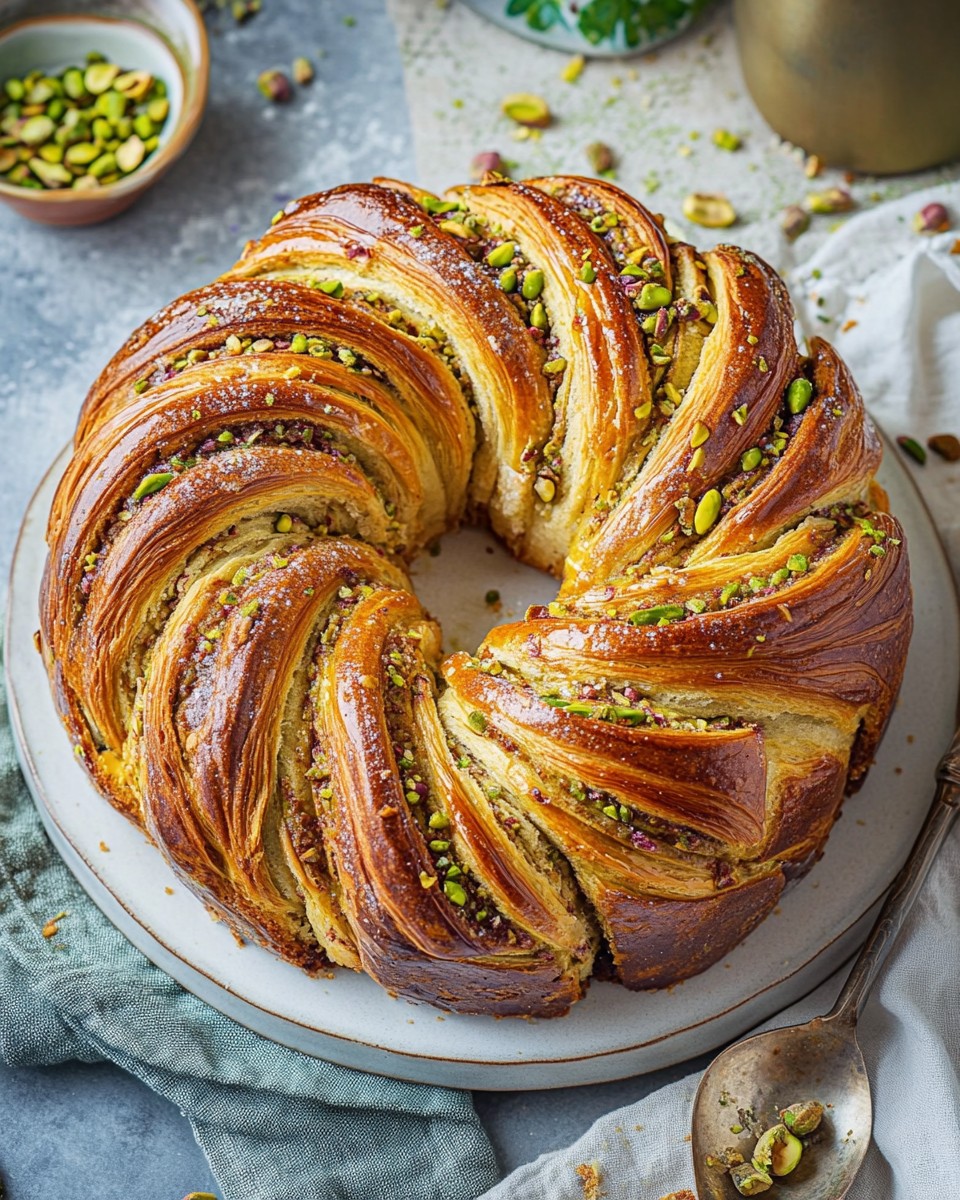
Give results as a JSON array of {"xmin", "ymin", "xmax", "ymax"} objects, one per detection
[{"xmin": 0, "ymin": 0, "xmax": 207, "ymax": 225}]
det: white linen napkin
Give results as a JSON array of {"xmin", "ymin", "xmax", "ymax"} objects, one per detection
[{"xmin": 472, "ymin": 182, "xmax": 960, "ymax": 1200}]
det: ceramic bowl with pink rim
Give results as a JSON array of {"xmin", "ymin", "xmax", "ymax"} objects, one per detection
[{"xmin": 0, "ymin": 0, "xmax": 207, "ymax": 225}]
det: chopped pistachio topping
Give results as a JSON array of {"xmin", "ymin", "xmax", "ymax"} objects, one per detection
[
  {"xmin": 534, "ymin": 475, "xmax": 556, "ymax": 503},
  {"xmin": 443, "ymin": 879, "xmax": 467, "ymax": 905},
  {"xmin": 486, "ymin": 240, "xmax": 516, "ymax": 268},
  {"xmin": 694, "ymin": 488, "xmax": 722, "ymax": 535},
  {"xmin": 636, "ymin": 283, "xmax": 673, "ymax": 310},
  {"xmin": 629, "ymin": 604, "xmax": 685, "ymax": 626},
  {"xmin": 132, "ymin": 471, "xmax": 173, "ymax": 502},
  {"xmin": 522, "ymin": 269, "xmax": 544, "ymax": 299}
]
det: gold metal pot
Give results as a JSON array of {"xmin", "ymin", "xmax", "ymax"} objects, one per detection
[{"xmin": 734, "ymin": 0, "xmax": 960, "ymax": 174}]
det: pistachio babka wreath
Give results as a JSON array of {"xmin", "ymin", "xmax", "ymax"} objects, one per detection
[{"xmin": 40, "ymin": 175, "xmax": 912, "ymax": 1017}]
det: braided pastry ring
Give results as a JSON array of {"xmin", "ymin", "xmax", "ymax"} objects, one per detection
[{"xmin": 41, "ymin": 177, "xmax": 911, "ymax": 1017}]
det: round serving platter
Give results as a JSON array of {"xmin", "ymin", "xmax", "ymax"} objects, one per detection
[{"xmin": 6, "ymin": 438, "xmax": 957, "ymax": 1090}]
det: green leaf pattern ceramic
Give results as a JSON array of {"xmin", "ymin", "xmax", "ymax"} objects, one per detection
[{"xmin": 498, "ymin": 0, "xmax": 712, "ymax": 51}]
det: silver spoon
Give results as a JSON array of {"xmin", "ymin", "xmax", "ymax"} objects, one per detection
[{"xmin": 691, "ymin": 728, "xmax": 960, "ymax": 1199}]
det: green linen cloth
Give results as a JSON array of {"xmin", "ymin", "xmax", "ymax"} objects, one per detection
[{"xmin": 0, "ymin": 652, "xmax": 499, "ymax": 1200}]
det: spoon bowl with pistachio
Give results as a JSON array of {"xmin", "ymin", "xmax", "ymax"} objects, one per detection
[{"xmin": 692, "ymin": 727, "xmax": 960, "ymax": 1198}]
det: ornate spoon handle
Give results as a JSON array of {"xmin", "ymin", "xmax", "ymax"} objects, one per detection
[{"xmin": 826, "ymin": 726, "xmax": 960, "ymax": 1025}]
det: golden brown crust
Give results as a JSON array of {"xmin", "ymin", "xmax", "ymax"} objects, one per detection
[{"xmin": 40, "ymin": 177, "xmax": 912, "ymax": 1016}]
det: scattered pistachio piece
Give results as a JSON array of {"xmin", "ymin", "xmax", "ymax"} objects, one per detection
[
  {"xmin": 292, "ymin": 56, "xmax": 314, "ymax": 86},
  {"xmin": 682, "ymin": 192, "xmax": 736, "ymax": 228},
  {"xmin": 927, "ymin": 433, "xmax": 960, "ymax": 461},
  {"xmin": 585, "ymin": 140, "xmax": 615, "ymax": 173},
  {"xmin": 806, "ymin": 187, "xmax": 854, "ymax": 214},
  {"xmin": 501, "ymin": 92, "xmax": 551, "ymax": 128},
  {"xmin": 912, "ymin": 201, "xmax": 951, "ymax": 234},
  {"xmin": 257, "ymin": 69, "xmax": 293, "ymax": 103},
  {"xmin": 712, "ymin": 128, "xmax": 741, "ymax": 151},
  {"xmin": 780, "ymin": 204, "xmax": 810, "ymax": 241},
  {"xmin": 470, "ymin": 149, "xmax": 504, "ymax": 179},
  {"xmin": 897, "ymin": 435, "xmax": 926, "ymax": 464},
  {"xmin": 561, "ymin": 54, "xmax": 585, "ymax": 84}
]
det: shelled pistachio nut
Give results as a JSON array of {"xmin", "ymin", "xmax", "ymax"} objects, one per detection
[{"xmin": 0, "ymin": 51, "xmax": 170, "ymax": 191}]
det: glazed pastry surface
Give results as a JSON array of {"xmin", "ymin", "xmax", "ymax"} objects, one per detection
[{"xmin": 41, "ymin": 177, "xmax": 912, "ymax": 1016}]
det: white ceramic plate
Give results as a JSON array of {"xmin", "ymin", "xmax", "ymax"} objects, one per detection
[{"xmin": 6, "ymin": 439, "xmax": 957, "ymax": 1090}]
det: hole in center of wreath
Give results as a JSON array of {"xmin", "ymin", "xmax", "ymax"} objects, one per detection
[{"xmin": 409, "ymin": 526, "xmax": 557, "ymax": 657}]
